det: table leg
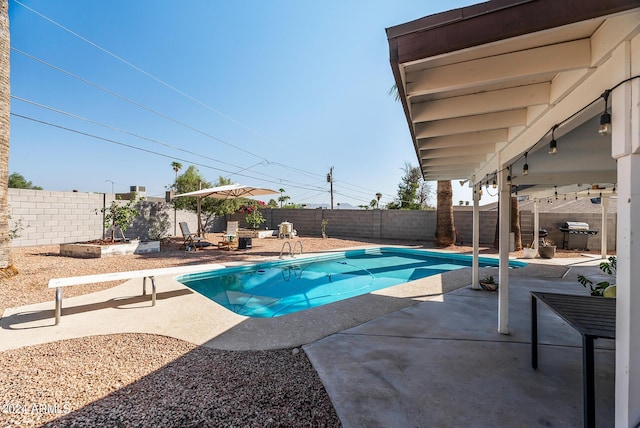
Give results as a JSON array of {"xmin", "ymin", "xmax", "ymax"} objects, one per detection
[
  {"xmin": 143, "ymin": 277, "xmax": 147, "ymax": 295},
  {"xmin": 583, "ymin": 335, "xmax": 595, "ymax": 428},
  {"xmin": 54, "ymin": 287, "xmax": 62, "ymax": 325},
  {"xmin": 531, "ymin": 295, "xmax": 538, "ymax": 369},
  {"xmin": 150, "ymin": 276, "xmax": 156, "ymax": 306}
]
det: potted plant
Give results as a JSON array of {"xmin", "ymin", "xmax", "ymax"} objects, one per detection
[
  {"xmin": 240, "ymin": 202, "xmax": 266, "ymax": 233},
  {"xmin": 538, "ymin": 239, "xmax": 556, "ymax": 259},
  {"xmin": 577, "ymin": 256, "xmax": 617, "ymax": 297},
  {"xmin": 523, "ymin": 242, "xmax": 538, "ymax": 259},
  {"xmin": 479, "ymin": 275, "xmax": 498, "ymax": 291}
]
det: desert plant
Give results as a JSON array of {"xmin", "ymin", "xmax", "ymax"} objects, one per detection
[
  {"xmin": 480, "ymin": 275, "xmax": 498, "ymax": 291},
  {"xmin": 101, "ymin": 195, "xmax": 141, "ymax": 242},
  {"xmin": 8, "ymin": 215, "xmax": 25, "ymax": 240},
  {"xmin": 321, "ymin": 219, "xmax": 329, "ymax": 238},
  {"xmin": 577, "ymin": 256, "xmax": 617, "ymax": 296}
]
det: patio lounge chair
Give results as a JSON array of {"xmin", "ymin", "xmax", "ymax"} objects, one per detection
[
  {"xmin": 218, "ymin": 221, "xmax": 239, "ymax": 250},
  {"xmin": 179, "ymin": 222, "xmax": 205, "ymax": 251}
]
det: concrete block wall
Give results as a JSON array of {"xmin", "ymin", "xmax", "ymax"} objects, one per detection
[
  {"xmin": 230, "ymin": 208, "xmax": 435, "ymax": 241},
  {"xmin": 380, "ymin": 209, "xmax": 435, "ymax": 240},
  {"xmin": 8, "ymin": 189, "xmax": 200, "ymax": 247},
  {"xmin": 537, "ymin": 212, "xmax": 616, "ymax": 251},
  {"xmin": 9, "ymin": 189, "xmax": 108, "ymax": 247},
  {"xmin": 453, "ymin": 209, "xmax": 498, "ymax": 245},
  {"xmin": 7, "ymin": 189, "xmax": 618, "ymax": 250}
]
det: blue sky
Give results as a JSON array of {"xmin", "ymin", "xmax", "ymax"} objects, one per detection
[{"xmin": 9, "ymin": 0, "xmax": 488, "ymax": 207}]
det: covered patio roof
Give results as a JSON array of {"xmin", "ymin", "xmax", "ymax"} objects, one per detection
[
  {"xmin": 387, "ymin": 0, "xmax": 639, "ymax": 198},
  {"xmin": 388, "ymin": 1, "xmax": 640, "ymax": 425}
]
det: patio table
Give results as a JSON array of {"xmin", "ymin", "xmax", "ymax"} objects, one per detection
[{"xmin": 530, "ymin": 291, "xmax": 615, "ymax": 428}]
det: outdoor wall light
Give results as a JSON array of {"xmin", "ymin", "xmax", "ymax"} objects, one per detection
[
  {"xmin": 599, "ymin": 90, "xmax": 612, "ymax": 136},
  {"xmin": 549, "ymin": 125, "xmax": 558, "ymax": 154},
  {"xmin": 523, "ymin": 152, "xmax": 529, "ymax": 176}
]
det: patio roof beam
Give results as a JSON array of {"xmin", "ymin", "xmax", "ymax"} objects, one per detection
[
  {"xmin": 414, "ymin": 110, "xmax": 527, "ymax": 138},
  {"xmin": 417, "ymin": 129, "xmax": 507, "ymax": 150},
  {"xmin": 406, "ymin": 39, "xmax": 590, "ymax": 97},
  {"xmin": 420, "ymin": 143, "xmax": 496, "ymax": 159},
  {"xmin": 411, "ymin": 83, "xmax": 551, "ymax": 122}
]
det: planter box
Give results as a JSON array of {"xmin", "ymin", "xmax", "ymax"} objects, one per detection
[
  {"xmin": 60, "ymin": 240, "xmax": 160, "ymax": 258},
  {"xmin": 538, "ymin": 246, "xmax": 556, "ymax": 259},
  {"xmin": 237, "ymin": 229, "xmax": 276, "ymax": 239},
  {"xmin": 523, "ymin": 248, "xmax": 538, "ymax": 259}
]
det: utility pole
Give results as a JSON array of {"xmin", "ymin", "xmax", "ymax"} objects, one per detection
[{"xmin": 327, "ymin": 167, "xmax": 334, "ymax": 209}]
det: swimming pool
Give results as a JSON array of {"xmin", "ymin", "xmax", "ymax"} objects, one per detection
[{"xmin": 177, "ymin": 247, "xmax": 525, "ymax": 318}]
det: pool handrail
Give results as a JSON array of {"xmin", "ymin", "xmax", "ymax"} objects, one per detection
[
  {"xmin": 293, "ymin": 240, "xmax": 303, "ymax": 257},
  {"xmin": 279, "ymin": 241, "xmax": 292, "ymax": 259}
]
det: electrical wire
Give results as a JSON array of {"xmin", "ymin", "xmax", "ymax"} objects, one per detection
[
  {"xmin": 11, "ymin": 1, "xmax": 391, "ymax": 200},
  {"xmin": 10, "ymin": 112, "xmax": 332, "ymax": 193},
  {"xmin": 13, "ymin": 48, "xmax": 388, "ymax": 202},
  {"xmin": 11, "ymin": 0, "xmax": 280, "ymax": 147}
]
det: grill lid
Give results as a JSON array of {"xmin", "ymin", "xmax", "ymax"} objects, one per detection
[{"xmin": 563, "ymin": 221, "xmax": 590, "ymax": 230}]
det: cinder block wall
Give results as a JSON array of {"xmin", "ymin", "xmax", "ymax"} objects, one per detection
[
  {"xmin": 453, "ymin": 209, "xmax": 498, "ymax": 245},
  {"xmin": 8, "ymin": 189, "xmax": 617, "ymax": 251},
  {"xmin": 8, "ymin": 189, "xmax": 107, "ymax": 247},
  {"xmin": 8, "ymin": 189, "xmax": 200, "ymax": 247},
  {"xmin": 230, "ymin": 208, "xmax": 436, "ymax": 240}
]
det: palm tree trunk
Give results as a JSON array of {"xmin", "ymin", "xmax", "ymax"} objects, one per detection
[
  {"xmin": 0, "ymin": 0, "xmax": 11, "ymax": 269},
  {"xmin": 434, "ymin": 180, "xmax": 455, "ymax": 246}
]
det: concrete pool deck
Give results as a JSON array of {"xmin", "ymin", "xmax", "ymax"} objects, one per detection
[
  {"xmin": 0, "ymin": 247, "xmax": 506, "ymax": 351},
  {"xmin": 0, "ymin": 248, "xmax": 615, "ymax": 426}
]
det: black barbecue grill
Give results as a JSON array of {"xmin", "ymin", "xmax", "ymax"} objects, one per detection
[{"xmin": 557, "ymin": 221, "xmax": 598, "ymax": 250}]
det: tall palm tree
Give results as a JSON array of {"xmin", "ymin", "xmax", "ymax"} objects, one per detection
[
  {"xmin": 0, "ymin": 0, "xmax": 11, "ymax": 270},
  {"xmin": 434, "ymin": 180, "xmax": 455, "ymax": 247},
  {"xmin": 170, "ymin": 162, "xmax": 182, "ymax": 236},
  {"xmin": 171, "ymin": 161, "xmax": 182, "ymax": 183},
  {"xmin": 375, "ymin": 192, "xmax": 382, "ymax": 209}
]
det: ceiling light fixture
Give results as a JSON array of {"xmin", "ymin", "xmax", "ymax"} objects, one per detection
[{"xmin": 599, "ymin": 90, "xmax": 612, "ymax": 136}]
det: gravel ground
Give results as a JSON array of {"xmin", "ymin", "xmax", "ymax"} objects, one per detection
[{"xmin": 0, "ymin": 235, "xmax": 596, "ymax": 427}]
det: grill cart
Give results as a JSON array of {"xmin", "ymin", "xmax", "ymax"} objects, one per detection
[{"xmin": 558, "ymin": 221, "xmax": 598, "ymax": 250}]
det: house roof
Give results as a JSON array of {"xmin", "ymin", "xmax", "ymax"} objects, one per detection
[{"xmin": 387, "ymin": 0, "xmax": 640, "ymax": 198}]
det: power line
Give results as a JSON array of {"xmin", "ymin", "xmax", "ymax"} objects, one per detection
[
  {"xmin": 10, "ymin": 6, "xmax": 397, "ymax": 203},
  {"xmin": 10, "ymin": 95, "xmax": 317, "ymax": 189},
  {"xmin": 12, "ymin": 47, "xmax": 383, "ymax": 200},
  {"xmin": 12, "ymin": 0, "xmax": 280, "ymax": 147},
  {"xmin": 11, "ymin": 47, "xmax": 270, "ymax": 163},
  {"xmin": 10, "ymin": 112, "xmax": 330, "ymax": 193}
]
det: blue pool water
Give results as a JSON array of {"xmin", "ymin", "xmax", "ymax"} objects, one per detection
[{"xmin": 177, "ymin": 247, "xmax": 525, "ymax": 318}]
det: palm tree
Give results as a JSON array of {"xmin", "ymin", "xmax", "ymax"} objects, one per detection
[
  {"xmin": 434, "ymin": 180, "xmax": 455, "ymax": 247},
  {"xmin": 170, "ymin": 162, "xmax": 182, "ymax": 236},
  {"xmin": 171, "ymin": 161, "xmax": 182, "ymax": 183},
  {"xmin": 0, "ymin": 0, "xmax": 11, "ymax": 271},
  {"xmin": 375, "ymin": 192, "xmax": 382, "ymax": 209},
  {"xmin": 278, "ymin": 188, "xmax": 286, "ymax": 208}
]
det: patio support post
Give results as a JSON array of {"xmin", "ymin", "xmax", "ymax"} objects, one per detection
[
  {"xmin": 471, "ymin": 184, "xmax": 480, "ymax": 289},
  {"xmin": 533, "ymin": 198, "xmax": 539, "ymax": 252},
  {"xmin": 497, "ymin": 167, "xmax": 510, "ymax": 334},
  {"xmin": 611, "ymin": 77, "xmax": 640, "ymax": 427},
  {"xmin": 601, "ymin": 196, "xmax": 608, "ymax": 259}
]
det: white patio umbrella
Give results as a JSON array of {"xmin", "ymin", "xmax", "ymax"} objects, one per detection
[
  {"xmin": 175, "ymin": 184, "xmax": 278, "ymax": 236},
  {"xmin": 176, "ymin": 183, "xmax": 278, "ymax": 199}
]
